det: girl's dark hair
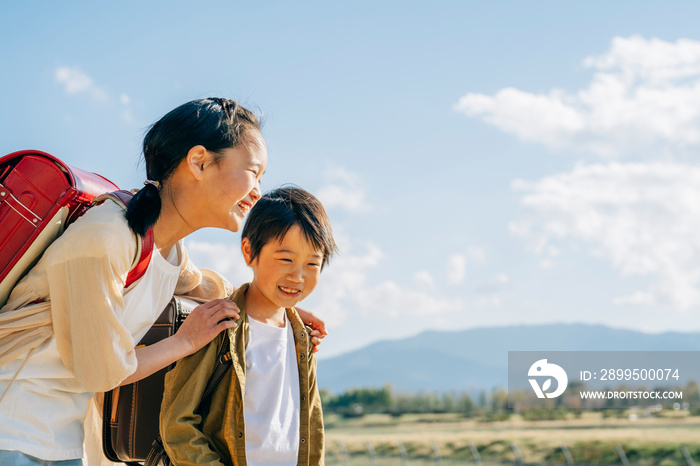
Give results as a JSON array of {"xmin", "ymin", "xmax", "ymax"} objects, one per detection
[
  {"xmin": 125, "ymin": 97, "xmax": 261, "ymax": 236},
  {"xmin": 242, "ymin": 186, "xmax": 338, "ymax": 269}
]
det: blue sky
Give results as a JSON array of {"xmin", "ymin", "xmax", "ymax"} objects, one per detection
[{"xmin": 4, "ymin": 1, "xmax": 700, "ymax": 358}]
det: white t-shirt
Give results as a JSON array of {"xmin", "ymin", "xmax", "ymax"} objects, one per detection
[
  {"xmin": 244, "ymin": 314, "xmax": 301, "ymax": 466},
  {"xmin": 0, "ymin": 242, "xmax": 182, "ymax": 460}
]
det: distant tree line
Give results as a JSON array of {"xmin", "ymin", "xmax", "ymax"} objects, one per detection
[
  {"xmin": 320, "ymin": 381, "xmax": 700, "ymax": 420},
  {"xmin": 320, "ymin": 385, "xmax": 481, "ymax": 417}
]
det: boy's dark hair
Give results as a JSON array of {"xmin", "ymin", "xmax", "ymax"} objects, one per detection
[{"xmin": 242, "ymin": 186, "xmax": 337, "ymax": 269}]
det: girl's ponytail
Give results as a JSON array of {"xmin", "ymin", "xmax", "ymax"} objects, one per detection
[{"xmin": 125, "ymin": 181, "xmax": 162, "ymax": 237}]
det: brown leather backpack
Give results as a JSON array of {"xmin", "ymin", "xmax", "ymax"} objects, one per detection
[{"xmin": 102, "ymin": 295, "xmax": 232, "ymax": 465}]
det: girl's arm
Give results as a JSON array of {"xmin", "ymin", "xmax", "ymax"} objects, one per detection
[
  {"xmin": 123, "ymin": 244, "xmax": 242, "ymax": 385},
  {"xmin": 120, "ymin": 299, "xmax": 239, "ymax": 385},
  {"xmin": 46, "ymin": 207, "xmax": 239, "ymax": 391}
]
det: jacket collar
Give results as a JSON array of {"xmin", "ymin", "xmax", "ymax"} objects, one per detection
[{"xmin": 227, "ymin": 283, "xmax": 308, "ymax": 352}]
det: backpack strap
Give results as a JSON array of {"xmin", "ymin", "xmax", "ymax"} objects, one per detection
[
  {"xmin": 125, "ymin": 228, "xmax": 154, "ymax": 288},
  {"xmin": 93, "ymin": 190, "xmax": 154, "ymax": 288},
  {"xmin": 200, "ymin": 331, "xmax": 233, "ymax": 405}
]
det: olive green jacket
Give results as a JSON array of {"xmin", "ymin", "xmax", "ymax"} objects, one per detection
[{"xmin": 160, "ymin": 284, "xmax": 324, "ymax": 466}]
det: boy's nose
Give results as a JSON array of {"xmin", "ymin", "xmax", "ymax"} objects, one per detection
[{"xmin": 287, "ymin": 267, "xmax": 303, "ymax": 282}]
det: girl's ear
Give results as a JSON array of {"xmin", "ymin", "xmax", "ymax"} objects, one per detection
[
  {"xmin": 241, "ymin": 237, "xmax": 253, "ymax": 266},
  {"xmin": 184, "ymin": 145, "xmax": 209, "ymax": 180}
]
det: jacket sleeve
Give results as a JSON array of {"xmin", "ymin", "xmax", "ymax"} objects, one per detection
[
  {"xmin": 174, "ymin": 244, "xmax": 235, "ymax": 300},
  {"xmin": 160, "ymin": 334, "xmax": 225, "ymax": 466},
  {"xmin": 45, "ymin": 206, "xmax": 140, "ymax": 392}
]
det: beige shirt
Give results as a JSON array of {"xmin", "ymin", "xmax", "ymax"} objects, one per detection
[
  {"xmin": 0, "ymin": 200, "xmax": 232, "ymax": 391},
  {"xmin": 0, "ymin": 200, "xmax": 233, "ymax": 460}
]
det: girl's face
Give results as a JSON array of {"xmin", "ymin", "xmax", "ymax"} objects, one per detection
[{"xmin": 201, "ymin": 131, "xmax": 267, "ymax": 232}]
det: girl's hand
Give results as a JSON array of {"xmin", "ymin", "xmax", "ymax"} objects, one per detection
[
  {"xmin": 175, "ymin": 299, "xmax": 240, "ymax": 355},
  {"xmin": 124, "ymin": 300, "xmax": 240, "ymax": 385},
  {"xmin": 296, "ymin": 307, "xmax": 327, "ymax": 352}
]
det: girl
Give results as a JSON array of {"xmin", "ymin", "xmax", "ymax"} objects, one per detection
[{"xmin": 0, "ymin": 98, "xmax": 325, "ymax": 465}]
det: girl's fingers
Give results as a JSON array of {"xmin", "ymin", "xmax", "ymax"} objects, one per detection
[
  {"xmin": 197, "ymin": 299, "xmax": 226, "ymax": 312},
  {"xmin": 216, "ymin": 318, "xmax": 238, "ymax": 331},
  {"xmin": 212, "ymin": 303, "xmax": 240, "ymax": 321},
  {"xmin": 309, "ymin": 329, "xmax": 325, "ymax": 340},
  {"xmin": 310, "ymin": 321, "xmax": 328, "ymax": 336},
  {"xmin": 194, "ymin": 300, "xmax": 240, "ymax": 322},
  {"xmin": 296, "ymin": 307, "xmax": 328, "ymax": 335},
  {"xmin": 177, "ymin": 300, "xmax": 241, "ymax": 354}
]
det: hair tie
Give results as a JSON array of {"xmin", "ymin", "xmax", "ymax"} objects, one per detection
[{"xmin": 144, "ymin": 179, "xmax": 161, "ymax": 191}]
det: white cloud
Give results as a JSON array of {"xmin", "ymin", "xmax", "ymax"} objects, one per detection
[
  {"xmin": 614, "ymin": 291, "xmax": 656, "ymax": 307},
  {"xmin": 316, "ymin": 167, "xmax": 369, "ymax": 212},
  {"xmin": 583, "ymin": 36, "xmax": 700, "ymax": 85},
  {"xmin": 447, "ymin": 254, "xmax": 467, "ymax": 284},
  {"xmin": 120, "ymin": 93, "xmax": 134, "ymax": 123},
  {"xmin": 475, "ymin": 274, "xmax": 510, "ymax": 294},
  {"xmin": 455, "ymin": 36, "xmax": 700, "ymax": 158},
  {"xmin": 55, "ymin": 67, "xmax": 134, "ymax": 123},
  {"xmin": 307, "ymin": 241, "xmax": 384, "ymax": 326},
  {"xmin": 414, "ymin": 270, "xmax": 435, "ymax": 288},
  {"xmin": 456, "ymin": 87, "xmax": 585, "ymax": 151},
  {"xmin": 186, "ymin": 236, "xmax": 462, "ymax": 328},
  {"xmin": 539, "ymin": 259, "xmax": 554, "ymax": 269},
  {"xmin": 445, "ymin": 247, "xmax": 485, "ymax": 284},
  {"xmin": 475, "ymin": 294, "xmax": 502, "ymax": 308},
  {"xmin": 467, "ymin": 246, "xmax": 487, "ymax": 263},
  {"xmin": 360, "ymin": 280, "xmax": 461, "ymax": 318},
  {"xmin": 55, "ymin": 66, "xmax": 108, "ymax": 101},
  {"xmin": 311, "ymin": 240, "xmax": 461, "ymax": 323},
  {"xmin": 473, "ymin": 274, "xmax": 510, "ymax": 308},
  {"xmin": 511, "ymin": 162, "xmax": 700, "ymax": 310},
  {"xmin": 184, "ymin": 240, "xmax": 252, "ymax": 286}
]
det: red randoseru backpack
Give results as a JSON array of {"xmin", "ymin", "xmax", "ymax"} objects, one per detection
[{"xmin": 0, "ymin": 150, "xmax": 153, "ymax": 306}]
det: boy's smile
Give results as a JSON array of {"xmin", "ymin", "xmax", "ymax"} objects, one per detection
[
  {"xmin": 279, "ymin": 285, "xmax": 301, "ymax": 297},
  {"xmin": 242, "ymin": 224, "xmax": 323, "ymax": 326}
]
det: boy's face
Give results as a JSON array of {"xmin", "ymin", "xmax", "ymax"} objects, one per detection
[{"xmin": 242, "ymin": 224, "xmax": 323, "ymax": 310}]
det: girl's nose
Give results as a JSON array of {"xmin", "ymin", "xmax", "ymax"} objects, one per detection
[{"xmin": 250, "ymin": 183, "xmax": 262, "ymax": 202}]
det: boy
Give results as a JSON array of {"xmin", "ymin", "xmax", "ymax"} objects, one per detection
[{"xmin": 160, "ymin": 186, "xmax": 336, "ymax": 466}]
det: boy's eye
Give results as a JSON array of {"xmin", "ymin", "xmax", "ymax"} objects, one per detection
[{"xmin": 308, "ymin": 262, "xmax": 321, "ymax": 268}]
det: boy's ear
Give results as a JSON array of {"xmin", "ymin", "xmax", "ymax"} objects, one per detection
[
  {"xmin": 184, "ymin": 145, "xmax": 209, "ymax": 180},
  {"xmin": 241, "ymin": 238, "xmax": 253, "ymax": 266}
]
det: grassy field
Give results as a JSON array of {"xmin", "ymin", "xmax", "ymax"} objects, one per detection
[{"xmin": 324, "ymin": 411, "xmax": 700, "ymax": 465}]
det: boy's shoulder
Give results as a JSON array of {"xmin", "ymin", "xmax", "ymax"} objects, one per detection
[
  {"xmin": 227, "ymin": 282, "xmax": 250, "ymax": 309},
  {"xmin": 286, "ymin": 307, "xmax": 316, "ymax": 357}
]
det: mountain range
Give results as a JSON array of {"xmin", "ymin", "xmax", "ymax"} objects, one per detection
[{"xmin": 316, "ymin": 324, "xmax": 700, "ymax": 393}]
